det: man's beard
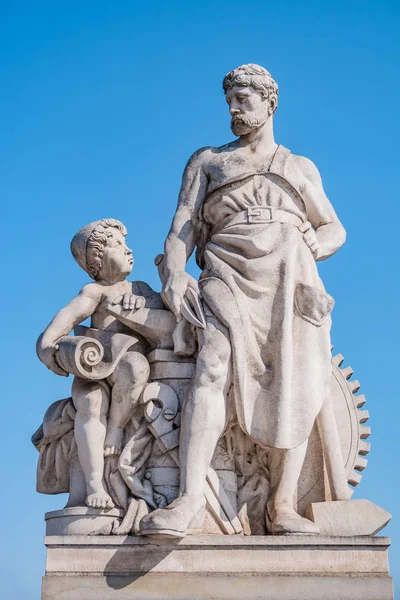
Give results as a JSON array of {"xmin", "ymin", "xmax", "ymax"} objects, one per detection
[{"xmin": 231, "ymin": 104, "xmax": 270, "ymax": 136}]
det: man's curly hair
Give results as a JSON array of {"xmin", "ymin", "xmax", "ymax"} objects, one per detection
[{"xmin": 223, "ymin": 63, "xmax": 278, "ymax": 114}]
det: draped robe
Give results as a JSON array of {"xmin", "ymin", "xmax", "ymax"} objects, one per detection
[{"xmin": 197, "ymin": 146, "xmax": 334, "ymax": 450}]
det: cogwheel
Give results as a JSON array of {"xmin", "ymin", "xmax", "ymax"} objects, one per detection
[
  {"xmin": 331, "ymin": 350, "xmax": 370, "ymax": 494},
  {"xmin": 297, "ymin": 348, "xmax": 370, "ymax": 514}
]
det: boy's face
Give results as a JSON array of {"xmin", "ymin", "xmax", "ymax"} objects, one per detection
[{"xmin": 98, "ymin": 228, "xmax": 133, "ymax": 281}]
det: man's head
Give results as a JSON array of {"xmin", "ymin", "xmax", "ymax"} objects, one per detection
[
  {"xmin": 71, "ymin": 218, "xmax": 133, "ymax": 281},
  {"xmin": 223, "ymin": 64, "xmax": 278, "ymax": 136}
]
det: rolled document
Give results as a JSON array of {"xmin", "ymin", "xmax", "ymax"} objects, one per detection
[
  {"xmin": 56, "ymin": 336, "xmax": 108, "ymax": 379},
  {"xmin": 56, "ymin": 328, "xmax": 138, "ymax": 380}
]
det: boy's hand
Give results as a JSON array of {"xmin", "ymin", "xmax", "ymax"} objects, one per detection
[
  {"xmin": 36, "ymin": 335, "xmax": 68, "ymax": 377},
  {"xmin": 111, "ymin": 294, "xmax": 145, "ymax": 311}
]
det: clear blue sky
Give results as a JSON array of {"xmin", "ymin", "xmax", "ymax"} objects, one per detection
[{"xmin": 2, "ymin": 1, "xmax": 399, "ymax": 597}]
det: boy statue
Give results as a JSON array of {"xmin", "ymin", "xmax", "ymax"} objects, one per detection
[{"xmin": 36, "ymin": 218, "xmax": 157, "ymax": 509}]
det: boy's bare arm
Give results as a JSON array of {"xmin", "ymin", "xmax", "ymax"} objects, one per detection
[{"xmin": 37, "ymin": 284, "xmax": 102, "ymax": 376}]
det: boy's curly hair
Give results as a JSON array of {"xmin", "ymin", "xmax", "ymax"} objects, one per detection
[
  {"xmin": 86, "ymin": 219, "xmax": 127, "ymax": 279},
  {"xmin": 71, "ymin": 218, "xmax": 127, "ymax": 279}
]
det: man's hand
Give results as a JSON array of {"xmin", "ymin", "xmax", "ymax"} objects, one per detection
[
  {"xmin": 36, "ymin": 335, "xmax": 68, "ymax": 377},
  {"xmin": 299, "ymin": 221, "xmax": 319, "ymax": 259},
  {"xmin": 162, "ymin": 271, "xmax": 192, "ymax": 316},
  {"xmin": 111, "ymin": 294, "xmax": 145, "ymax": 311}
]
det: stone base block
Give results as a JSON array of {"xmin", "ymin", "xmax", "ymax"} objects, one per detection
[
  {"xmin": 306, "ymin": 499, "xmax": 392, "ymax": 536},
  {"xmin": 42, "ymin": 534, "xmax": 394, "ymax": 600},
  {"xmin": 45, "ymin": 507, "xmax": 123, "ymax": 536}
]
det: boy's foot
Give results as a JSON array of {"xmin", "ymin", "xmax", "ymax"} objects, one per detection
[
  {"xmin": 86, "ymin": 479, "xmax": 115, "ymax": 509},
  {"xmin": 104, "ymin": 425, "xmax": 124, "ymax": 456},
  {"xmin": 86, "ymin": 492, "xmax": 115, "ymax": 509}
]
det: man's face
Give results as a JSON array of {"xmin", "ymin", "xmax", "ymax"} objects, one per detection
[
  {"xmin": 226, "ymin": 85, "xmax": 271, "ymax": 136},
  {"xmin": 100, "ymin": 229, "xmax": 133, "ymax": 280}
]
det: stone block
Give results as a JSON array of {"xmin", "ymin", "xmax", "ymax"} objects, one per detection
[
  {"xmin": 306, "ymin": 499, "xmax": 392, "ymax": 536},
  {"xmin": 42, "ymin": 574, "xmax": 394, "ymax": 600},
  {"xmin": 45, "ymin": 507, "xmax": 123, "ymax": 536},
  {"xmin": 42, "ymin": 534, "xmax": 394, "ymax": 600},
  {"xmin": 150, "ymin": 361, "xmax": 195, "ymax": 380}
]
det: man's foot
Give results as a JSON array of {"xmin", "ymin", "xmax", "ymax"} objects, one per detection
[
  {"xmin": 86, "ymin": 492, "xmax": 115, "ymax": 509},
  {"xmin": 267, "ymin": 507, "xmax": 319, "ymax": 535},
  {"xmin": 140, "ymin": 495, "xmax": 205, "ymax": 538},
  {"xmin": 104, "ymin": 425, "xmax": 124, "ymax": 456}
]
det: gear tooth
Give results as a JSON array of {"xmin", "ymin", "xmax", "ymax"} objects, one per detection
[
  {"xmin": 354, "ymin": 394, "xmax": 366, "ymax": 408},
  {"xmin": 341, "ymin": 365, "xmax": 353, "ymax": 380},
  {"xmin": 348, "ymin": 379, "xmax": 361, "ymax": 393},
  {"xmin": 358, "ymin": 409, "xmax": 369, "ymax": 423},
  {"xmin": 359, "ymin": 440, "xmax": 371, "ymax": 455},
  {"xmin": 348, "ymin": 470, "xmax": 362, "ymax": 487},
  {"xmin": 360, "ymin": 425, "xmax": 371, "ymax": 439},
  {"xmin": 332, "ymin": 353, "xmax": 344, "ymax": 367},
  {"xmin": 354, "ymin": 457, "xmax": 368, "ymax": 471},
  {"xmin": 330, "ymin": 348, "xmax": 370, "ymax": 486}
]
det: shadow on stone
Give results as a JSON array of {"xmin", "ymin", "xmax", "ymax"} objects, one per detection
[{"xmin": 104, "ymin": 536, "xmax": 176, "ymax": 590}]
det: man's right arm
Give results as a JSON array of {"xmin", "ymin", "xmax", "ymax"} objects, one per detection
[
  {"xmin": 37, "ymin": 284, "xmax": 101, "ymax": 375},
  {"xmin": 162, "ymin": 148, "xmax": 210, "ymax": 314}
]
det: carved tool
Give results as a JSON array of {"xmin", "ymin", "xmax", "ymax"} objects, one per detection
[
  {"xmin": 142, "ymin": 381, "xmax": 242, "ymax": 535},
  {"xmin": 155, "ymin": 254, "xmax": 206, "ymax": 329}
]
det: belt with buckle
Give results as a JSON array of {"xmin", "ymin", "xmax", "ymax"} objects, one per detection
[
  {"xmin": 212, "ymin": 206, "xmax": 305, "ymax": 234},
  {"xmin": 247, "ymin": 206, "xmax": 274, "ymax": 223}
]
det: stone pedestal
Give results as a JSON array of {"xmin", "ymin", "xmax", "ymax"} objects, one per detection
[{"xmin": 42, "ymin": 534, "xmax": 393, "ymax": 600}]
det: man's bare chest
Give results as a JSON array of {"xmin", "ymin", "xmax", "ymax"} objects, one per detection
[
  {"xmin": 205, "ymin": 148, "xmax": 303, "ymax": 197},
  {"xmin": 205, "ymin": 151, "xmax": 278, "ymax": 192}
]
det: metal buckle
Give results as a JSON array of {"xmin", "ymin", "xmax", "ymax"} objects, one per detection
[{"xmin": 247, "ymin": 206, "xmax": 274, "ymax": 223}]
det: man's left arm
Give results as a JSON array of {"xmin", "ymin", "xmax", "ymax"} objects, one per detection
[{"xmin": 296, "ymin": 156, "xmax": 346, "ymax": 261}]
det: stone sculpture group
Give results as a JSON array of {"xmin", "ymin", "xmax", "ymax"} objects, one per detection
[{"xmin": 33, "ymin": 64, "xmax": 390, "ymax": 542}]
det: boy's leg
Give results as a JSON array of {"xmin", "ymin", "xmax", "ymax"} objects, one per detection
[
  {"xmin": 72, "ymin": 377, "xmax": 114, "ymax": 508},
  {"xmin": 105, "ymin": 352, "xmax": 150, "ymax": 456}
]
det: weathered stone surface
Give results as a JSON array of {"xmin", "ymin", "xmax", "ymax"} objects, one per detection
[
  {"xmin": 139, "ymin": 63, "xmax": 354, "ymax": 538},
  {"xmin": 44, "ymin": 534, "xmax": 391, "ymax": 574},
  {"xmin": 42, "ymin": 574, "xmax": 395, "ymax": 600},
  {"xmin": 33, "ymin": 62, "xmax": 393, "ymax": 600},
  {"xmin": 33, "ymin": 65, "xmax": 387, "ymax": 542},
  {"xmin": 42, "ymin": 535, "xmax": 394, "ymax": 600},
  {"xmin": 306, "ymin": 499, "xmax": 392, "ymax": 536},
  {"xmin": 35, "ymin": 218, "xmax": 156, "ymax": 512},
  {"xmin": 150, "ymin": 361, "xmax": 195, "ymax": 380},
  {"xmin": 45, "ymin": 507, "xmax": 123, "ymax": 536}
]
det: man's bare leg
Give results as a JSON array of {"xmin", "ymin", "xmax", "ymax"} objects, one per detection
[
  {"xmin": 140, "ymin": 317, "xmax": 231, "ymax": 536},
  {"xmin": 266, "ymin": 439, "xmax": 319, "ymax": 534},
  {"xmin": 72, "ymin": 377, "xmax": 114, "ymax": 509},
  {"xmin": 104, "ymin": 352, "xmax": 150, "ymax": 456}
]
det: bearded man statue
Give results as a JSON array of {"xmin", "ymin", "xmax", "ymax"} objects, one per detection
[{"xmin": 140, "ymin": 64, "xmax": 347, "ymax": 537}]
